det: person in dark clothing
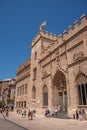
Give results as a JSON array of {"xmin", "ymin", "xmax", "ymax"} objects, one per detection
[
  {"xmin": 75, "ymin": 110, "xmax": 79, "ymax": 120},
  {"xmin": 45, "ymin": 108, "xmax": 50, "ymax": 116}
]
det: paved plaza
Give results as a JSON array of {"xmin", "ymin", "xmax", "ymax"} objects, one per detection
[
  {"xmin": 0, "ymin": 119, "xmax": 27, "ymax": 130},
  {"xmin": 0, "ymin": 112, "xmax": 87, "ymax": 130}
]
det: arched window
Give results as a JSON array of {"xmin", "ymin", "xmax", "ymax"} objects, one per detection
[
  {"xmin": 43, "ymin": 85, "xmax": 48, "ymax": 106},
  {"xmin": 25, "ymin": 84, "xmax": 27, "ymax": 94},
  {"xmin": 33, "ymin": 67, "xmax": 37, "ymax": 80},
  {"xmin": 19, "ymin": 102, "xmax": 20, "ymax": 108},
  {"xmin": 20, "ymin": 86, "xmax": 22, "ymax": 96},
  {"xmin": 24, "ymin": 101, "xmax": 26, "ymax": 108},
  {"xmin": 76, "ymin": 72, "xmax": 87, "ymax": 105},
  {"xmin": 22, "ymin": 85, "xmax": 24, "ymax": 95},
  {"xmin": 34, "ymin": 52, "xmax": 37, "ymax": 60},
  {"xmin": 32, "ymin": 86, "xmax": 36, "ymax": 99},
  {"xmin": 17, "ymin": 87, "xmax": 19, "ymax": 96}
]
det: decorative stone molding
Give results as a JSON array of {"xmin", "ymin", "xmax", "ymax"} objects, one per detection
[
  {"xmin": 43, "ymin": 71, "xmax": 47, "ymax": 77},
  {"xmin": 73, "ymin": 51, "xmax": 84, "ymax": 61},
  {"xmin": 76, "ymin": 71, "xmax": 87, "ymax": 85}
]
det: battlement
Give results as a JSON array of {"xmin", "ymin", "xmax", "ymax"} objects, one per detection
[
  {"xmin": 17, "ymin": 58, "xmax": 31, "ymax": 74},
  {"xmin": 62, "ymin": 14, "xmax": 87, "ymax": 40},
  {"xmin": 38, "ymin": 14, "xmax": 87, "ymax": 58},
  {"xmin": 32, "ymin": 31, "xmax": 58, "ymax": 46},
  {"xmin": 32, "ymin": 14, "xmax": 87, "ymax": 49}
]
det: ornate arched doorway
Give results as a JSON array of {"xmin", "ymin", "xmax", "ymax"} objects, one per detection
[{"xmin": 52, "ymin": 70, "xmax": 67, "ymax": 111}]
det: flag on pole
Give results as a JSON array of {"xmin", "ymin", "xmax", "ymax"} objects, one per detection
[
  {"xmin": 39, "ymin": 20, "xmax": 46, "ymax": 31},
  {"xmin": 41, "ymin": 21, "xmax": 46, "ymax": 26}
]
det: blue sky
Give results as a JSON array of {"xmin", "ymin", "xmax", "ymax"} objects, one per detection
[{"xmin": 0, "ymin": 0, "xmax": 87, "ymax": 80}]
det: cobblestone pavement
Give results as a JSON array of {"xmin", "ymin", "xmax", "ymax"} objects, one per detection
[{"xmin": 0, "ymin": 112, "xmax": 87, "ymax": 130}]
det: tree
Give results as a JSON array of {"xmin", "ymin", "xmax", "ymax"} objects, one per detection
[{"xmin": 0, "ymin": 101, "xmax": 4, "ymax": 108}]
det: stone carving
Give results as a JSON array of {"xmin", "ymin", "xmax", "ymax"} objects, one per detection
[
  {"xmin": 76, "ymin": 72, "xmax": 87, "ymax": 84},
  {"xmin": 43, "ymin": 71, "xmax": 47, "ymax": 77},
  {"xmin": 73, "ymin": 51, "xmax": 84, "ymax": 61}
]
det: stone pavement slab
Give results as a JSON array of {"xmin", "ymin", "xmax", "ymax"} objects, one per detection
[{"xmin": 1, "ymin": 112, "xmax": 87, "ymax": 130}]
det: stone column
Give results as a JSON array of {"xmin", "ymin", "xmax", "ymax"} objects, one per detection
[{"xmin": 63, "ymin": 90, "xmax": 65, "ymax": 111}]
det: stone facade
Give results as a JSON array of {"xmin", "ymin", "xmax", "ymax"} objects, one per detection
[
  {"xmin": 15, "ymin": 14, "xmax": 87, "ymax": 118},
  {"xmin": 0, "ymin": 78, "xmax": 16, "ymax": 108}
]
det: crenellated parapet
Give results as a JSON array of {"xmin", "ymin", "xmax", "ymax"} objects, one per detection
[
  {"xmin": 32, "ymin": 14, "xmax": 87, "ymax": 48},
  {"xmin": 32, "ymin": 14, "xmax": 87, "ymax": 56},
  {"xmin": 16, "ymin": 58, "xmax": 31, "ymax": 75},
  {"xmin": 80, "ymin": 14, "xmax": 86, "ymax": 23},
  {"xmin": 32, "ymin": 31, "xmax": 58, "ymax": 46},
  {"xmin": 37, "ymin": 14, "xmax": 87, "ymax": 61},
  {"xmin": 32, "ymin": 33, "xmax": 41, "ymax": 46},
  {"xmin": 62, "ymin": 14, "xmax": 87, "ymax": 40}
]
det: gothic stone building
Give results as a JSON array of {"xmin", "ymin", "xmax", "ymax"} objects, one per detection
[{"xmin": 15, "ymin": 14, "xmax": 87, "ymax": 118}]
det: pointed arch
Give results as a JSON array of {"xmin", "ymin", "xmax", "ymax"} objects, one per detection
[
  {"xmin": 43, "ymin": 85, "xmax": 48, "ymax": 93},
  {"xmin": 76, "ymin": 71, "xmax": 87, "ymax": 85},
  {"xmin": 52, "ymin": 70, "xmax": 66, "ymax": 89},
  {"xmin": 52, "ymin": 70, "xmax": 67, "ymax": 111},
  {"xmin": 76, "ymin": 71, "xmax": 87, "ymax": 105}
]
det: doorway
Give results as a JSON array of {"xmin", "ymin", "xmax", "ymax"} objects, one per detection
[{"xmin": 53, "ymin": 70, "xmax": 67, "ymax": 111}]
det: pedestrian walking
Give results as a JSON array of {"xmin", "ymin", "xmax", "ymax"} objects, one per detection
[
  {"xmin": 79, "ymin": 109, "xmax": 83, "ymax": 121},
  {"xmin": 21, "ymin": 110, "xmax": 24, "ymax": 118},
  {"xmin": 82, "ymin": 109, "xmax": 86, "ymax": 120},
  {"xmin": 75, "ymin": 110, "xmax": 79, "ymax": 120},
  {"xmin": 6, "ymin": 109, "xmax": 9, "ymax": 117},
  {"xmin": 28, "ymin": 109, "xmax": 32, "ymax": 120},
  {"xmin": 33, "ymin": 109, "xmax": 36, "ymax": 117},
  {"xmin": 24, "ymin": 109, "xmax": 26, "ymax": 117}
]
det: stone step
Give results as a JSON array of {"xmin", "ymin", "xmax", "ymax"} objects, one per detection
[{"xmin": 54, "ymin": 112, "xmax": 69, "ymax": 119}]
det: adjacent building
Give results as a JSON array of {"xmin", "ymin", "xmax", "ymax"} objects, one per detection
[
  {"xmin": 15, "ymin": 14, "xmax": 87, "ymax": 118},
  {"xmin": 0, "ymin": 78, "xmax": 16, "ymax": 108}
]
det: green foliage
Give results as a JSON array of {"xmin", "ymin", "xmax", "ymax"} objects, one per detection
[{"xmin": 0, "ymin": 101, "xmax": 4, "ymax": 108}]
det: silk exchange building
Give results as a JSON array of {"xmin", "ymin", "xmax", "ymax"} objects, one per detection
[{"xmin": 15, "ymin": 14, "xmax": 87, "ymax": 118}]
